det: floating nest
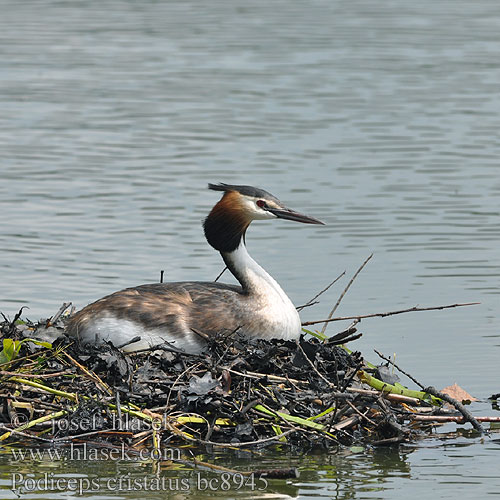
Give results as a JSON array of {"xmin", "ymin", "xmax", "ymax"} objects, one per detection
[{"xmin": 0, "ymin": 305, "xmax": 489, "ymax": 477}]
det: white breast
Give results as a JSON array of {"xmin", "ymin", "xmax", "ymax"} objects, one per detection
[
  {"xmin": 226, "ymin": 243, "xmax": 302, "ymax": 340},
  {"xmin": 81, "ymin": 314, "xmax": 205, "ymax": 353}
]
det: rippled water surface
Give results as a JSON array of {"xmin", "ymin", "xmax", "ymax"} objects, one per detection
[{"xmin": 1, "ymin": 0, "xmax": 500, "ymax": 498}]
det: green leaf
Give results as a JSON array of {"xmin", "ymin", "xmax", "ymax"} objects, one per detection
[
  {"xmin": 0, "ymin": 339, "xmax": 16, "ymax": 364},
  {"xmin": 307, "ymin": 407, "xmax": 335, "ymax": 421},
  {"xmin": 302, "ymin": 328, "xmax": 328, "ymax": 341},
  {"xmin": 0, "ymin": 338, "xmax": 52, "ymax": 365},
  {"xmin": 22, "ymin": 338, "xmax": 52, "ymax": 349}
]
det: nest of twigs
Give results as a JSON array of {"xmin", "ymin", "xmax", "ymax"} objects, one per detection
[{"xmin": 0, "ymin": 302, "xmax": 489, "ymax": 478}]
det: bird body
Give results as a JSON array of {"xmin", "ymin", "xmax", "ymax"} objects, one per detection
[{"xmin": 67, "ymin": 184, "xmax": 323, "ymax": 353}]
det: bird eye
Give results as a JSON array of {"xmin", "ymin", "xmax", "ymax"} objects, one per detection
[{"xmin": 256, "ymin": 200, "xmax": 267, "ymax": 209}]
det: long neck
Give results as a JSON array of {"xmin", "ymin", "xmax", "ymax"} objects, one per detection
[
  {"xmin": 203, "ymin": 193, "xmax": 291, "ymax": 299},
  {"xmin": 222, "ymin": 241, "xmax": 288, "ymax": 299}
]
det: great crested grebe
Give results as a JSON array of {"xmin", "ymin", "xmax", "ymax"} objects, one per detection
[{"xmin": 67, "ymin": 183, "xmax": 324, "ymax": 353}]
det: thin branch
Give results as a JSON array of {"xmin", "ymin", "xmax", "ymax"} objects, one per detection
[
  {"xmin": 346, "ymin": 400, "xmax": 377, "ymax": 426},
  {"xmin": 295, "ymin": 301, "xmax": 320, "ymax": 310},
  {"xmin": 296, "ymin": 342, "xmax": 336, "ymax": 389},
  {"xmin": 62, "ymin": 352, "xmax": 112, "ymax": 395},
  {"xmin": 330, "ymin": 415, "xmax": 360, "ymax": 432},
  {"xmin": 423, "ymin": 386, "xmax": 487, "ymax": 435},
  {"xmin": 374, "ymin": 349, "xmax": 425, "ymax": 390},
  {"xmin": 321, "ymin": 254, "xmax": 372, "ymax": 334},
  {"xmin": 0, "ymin": 425, "xmax": 54, "ymax": 443},
  {"xmin": 296, "ymin": 271, "xmax": 346, "ymax": 311},
  {"xmin": 214, "ymin": 267, "xmax": 227, "ymax": 282},
  {"xmin": 0, "ymin": 369, "xmax": 72, "ymax": 379},
  {"xmin": 328, "ymin": 321, "xmax": 360, "ymax": 345},
  {"xmin": 223, "ymin": 367, "xmax": 306, "ymax": 386},
  {"xmin": 164, "ymin": 362, "xmax": 201, "ymax": 411},
  {"xmin": 47, "ymin": 302, "xmax": 72, "ymax": 327},
  {"xmin": 408, "ymin": 415, "xmax": 500, "ymax": 423},
  {"xmin": 52, "ymin": 430, "xmax": 134, "ymax": 443},
  {"xmin": 116, "ymin": 336, "xmax": 141, "ymax": 349},
  {"xmin": 302, "ymin": 302, "xmax": 480, "ymax": 327},
  {"xmin": 346, "ymin": 387, "xmax": 421, "ymax": 405},
  {"xmin": 2, "ymin": 306, "xmax": 29, "ymax": 335},
  {"xmin": 165, "ymin": 419, "xmax": 296, "ymax": 448}
]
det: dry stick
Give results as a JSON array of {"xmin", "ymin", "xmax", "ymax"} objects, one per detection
[
  {"xmin": 346, "ymin": 387, "xmax": 421, "ymax": 405},
  {"xmin": 1, "ymin": 306, "xmax": 28, "ymax": 333},
  {"xmin": 52, "ymin": 430, "xmax": 134, "ymax": 443},
  {"xmin": 0, "ymin": 369, "xmax": 72, "ymax": 379},
  {"xmin": 302, "ymin": 302, "xmax": 480, "ymax": 327},
  {"xmin": 328, "ymin": 322, "xmax": 361, "ymax": 344},
  {"xmin": 296, "ymin": 342, "xmax": 336, "ymax": 389},
  {"xmin": 47, "ymin": 302, "xmax": 72, "ymax": 326},
  {"xmin": 0, "ymin": 351, "xmax": 45, "ymax": 369},
  {"xmin": 115, "ymin": 391, "xmax": 122, "ymax": 426},
  {"xmin": 370, "ymin": 436, "xmax": 406, "ymax": 446},
  {"xmin": 214, "ymin": 266, "xmax": 227, "ymax": 282},
  {"xmin": 346, "ymin": 400, "xmax": 377, "ymax": 427},
  {"xmin": 330, "ymin": 415, "xmax": 360, "ymax": 432},
  {"xmin": 372, "ymin": 350, "xmax": 486, "ymax": 434},
  {"xmin": 117, "ymin": 336, "xmax": 141, "ymax": 349},
  {"xmin": 296, "ymin": 271, "xmax": 346, "ymax": 311},
  {"xmin": 296, "ymin": 301, "xmax": 319, "ymax": 310},
  {"xmin": 321, "ymin": 254, "xmax": 373, "ymax": 334},
  {"xmin": 62, "ymin": 352, "xmax": 112, "ymax": 395},
  {"xmin": 240, "ymin": 399, "xmax": 260, "ymax": 416},
  {"xmin": 164, "ymin": 362, "xmax": 201, "ymax": 411},
  {"xmin": 423, "ymin": 386, "xmax": 487, "ymax": 435},
  {"xmin": 130, "ymin": 341, "xmax": 199, "ymax": 356},
  {"xmin": 0, "ymin": 394, "xmax": 62, "ymax": 411},
  {"xmin": 410, "ymin": 415, "xmax": 500, "ymax": 423},
  {"xmin": 165, "ymin": 419, "xmax": 296, "ymax": 448},
  {"xmin": 227, "ymin": 367, "xmax": 356, "ymax": 400},
  {"xmin": 223, "ymin": 367, "xmax": 307, "ymax": 386},
  {"xmin": 132, "ymin": 431, "xmax": 154, "ymax": 448},
  {"xmin": 374, "ymin": 349, "xmax": 425, "ymax": 389},
  {"xmin": 0, "ymin": 425, "xmax": 54, "ymax": 443}
]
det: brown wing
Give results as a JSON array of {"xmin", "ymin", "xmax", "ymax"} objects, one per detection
[{"xmin": 67, "ymin": 281, "xmax": 247, "ymax": 340}]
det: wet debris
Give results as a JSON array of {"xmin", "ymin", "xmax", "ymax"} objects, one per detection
[{"xmin": 0, "ymin": 305, "xmax": 494, "ymax": 466}]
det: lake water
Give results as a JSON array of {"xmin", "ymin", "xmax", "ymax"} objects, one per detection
[{"xmin": 1, "ymin": 0, "xmax": 499, "ymax": 498}]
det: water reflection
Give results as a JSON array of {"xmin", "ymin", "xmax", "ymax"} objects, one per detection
[
  {"xmin": 0, "ymin": 445, "xmax": 415, "ymax": 500},
  {"xmin": 0, "ymin": 413, "xmax": 499, "ymax": 499},
  {"xmin": 11, "ymin": 439, "xmax": 498, "ymax": 499}
]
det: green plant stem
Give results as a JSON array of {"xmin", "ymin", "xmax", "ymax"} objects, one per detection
[
  {"xmin": 0, "ymin": 410, "xmax": 67, "ymax": 441},
  {"xmin": 358, "ymin": 371, "xmax": 441, "ymax": 405}
]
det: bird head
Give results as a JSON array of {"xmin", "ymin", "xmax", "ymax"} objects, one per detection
[{"xmin": 204, "ymin": 183, "xmax": 324, "ymax": 253}]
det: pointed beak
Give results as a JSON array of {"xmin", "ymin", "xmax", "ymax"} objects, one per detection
[{"xmin": 267, "ymin": 207, "xmax": 325, "ymax": 225}]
